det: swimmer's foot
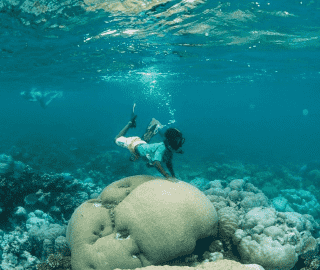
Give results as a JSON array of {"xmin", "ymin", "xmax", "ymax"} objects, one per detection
[
  {"xmin": 142, "ymin": 118, "xmax": 163, "ymax": 143},
  {"xmin": 129, "ymin": 103, "xmax": 137, "ymax": 128}
]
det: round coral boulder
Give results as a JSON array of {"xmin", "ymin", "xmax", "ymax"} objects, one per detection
[{"xmin": 66, "ymin": 175, "xmax": 218, "ymax": 270}]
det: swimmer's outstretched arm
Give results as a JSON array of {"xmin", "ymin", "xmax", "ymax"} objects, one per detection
[{"xmin": 153, "ymin": 161, "xmax": 170, "ymax": 178}]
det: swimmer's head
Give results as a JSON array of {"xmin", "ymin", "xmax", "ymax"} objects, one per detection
[{"xmin": 164, "ymin": 128, "xmax": 185, "ymax": 151}]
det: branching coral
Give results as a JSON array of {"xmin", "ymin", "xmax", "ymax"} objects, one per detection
[
  {"xmin": 36, "ymin": 254, "xmax": 71, "ymax": 270},
  {"xmin": 47, "ymin": 253, "xmax": 63, "ymax": 268}
]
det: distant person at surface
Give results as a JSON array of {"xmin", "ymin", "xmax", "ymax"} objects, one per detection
[
  {"xmin": 114, "ymin": 104, "xmax": 185, "ymax": 179},
  {"xmin": 21, "ymin": 89, "xmax": 63, "ymax": 109}
]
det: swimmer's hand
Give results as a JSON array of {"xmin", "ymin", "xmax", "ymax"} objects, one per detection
[
  {"xmin": 129, "ymin": 154, "xmax": 138, "ymax": 161},
  {"xmin": 166, "ymin": 176, "xmax": 179, "ymax": 183}
]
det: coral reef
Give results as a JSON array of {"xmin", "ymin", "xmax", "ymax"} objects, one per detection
[
  {"xmin": 301, "ymin": 255, "xmax": 320, "ymax": 270},
  {"xmin": 0, "ymin": 208, "xmax": 71, "ymax": 269},
  {"xmin": 0, "ymin": 159, "xmax": 103, "ymax": 225},
  {"xmin": 0, "ymin": 226, "xmax": 39, "ymax": 270},
  {"xmin": 26, "ymin": 210, "xmax": 70, "ymax": 260},
  {"xmin": 232, "ymin": 206, "xmax": 320, "ymax": 270},
  {"xmin": 308, "ymin": 170, "xmax": 320, "ymax": 184},
  {"xmin": 273, "ymin": 189, "xmax": 320, "ymax": 223},
  {"xmin": 231, "ymin": 207, "xmax": 298, "ymax": 269},
  {"xmin": 1, "ymin": 151, "xmax": 320, "ymax": 270},
  {"xmin": 205, "ymin": 162, "xmax": 251, "ymax": 181},
  {"xmin": 238, "ymin": 232, "xmax": 297, "ymax": 270},
  {"xmin": 36, "ymin": 253, "xmax": 71, "ymax": 270},
  {"xmin": 186, "ymin": 178, "xmax": 320, "ymax": 270},
  {"xmin": 0, "ymin": 158, "xmax": 105, "ymax": 269}
]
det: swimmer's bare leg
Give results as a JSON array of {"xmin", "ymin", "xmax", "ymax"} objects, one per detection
[
  {"xmin": 130, "ymin": 103, "xmax": 137, "ymax": 128},
  {"xmin": 114, "ymin": 104, "xmax": 137, "ymax": 143}
]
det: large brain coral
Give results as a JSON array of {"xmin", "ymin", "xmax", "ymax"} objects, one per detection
[
  {"xmin": 66, "ymin": 175, "xmax": 218, "ymax": 270},
  {"xmin": 117, "ymin": 259, "xmax": 265, "ymax": 270}
]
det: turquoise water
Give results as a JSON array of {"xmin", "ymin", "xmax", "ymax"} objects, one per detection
[
  {"xmin": 0, "ymin": 0, "xmax": 320, "ymax": 167},
  {"xmin": 1, "ymin": 2, "xmax": 320, "ymax": 269}
]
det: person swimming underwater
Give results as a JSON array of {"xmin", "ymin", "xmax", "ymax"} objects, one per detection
[
  {"xmin": 21, "ymin": 89, "xmax": 62, "ymax": 109},
  {"xmin": 114, "ymin": 104, "xmax": 185, "ymax": 179}
]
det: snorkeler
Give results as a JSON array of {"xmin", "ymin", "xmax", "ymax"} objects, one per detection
[
  {"xmin": 21, "ymin": 89, "xmax": 62, "ymax": 109},
  {"xmin": 114, "ymin": 104, "xmax": 185, "ymax": 179}
]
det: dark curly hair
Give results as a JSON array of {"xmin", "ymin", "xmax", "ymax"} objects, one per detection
[{"xmin": 164, "ymin": 128, "xmax": 185, "ymax": 151}]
